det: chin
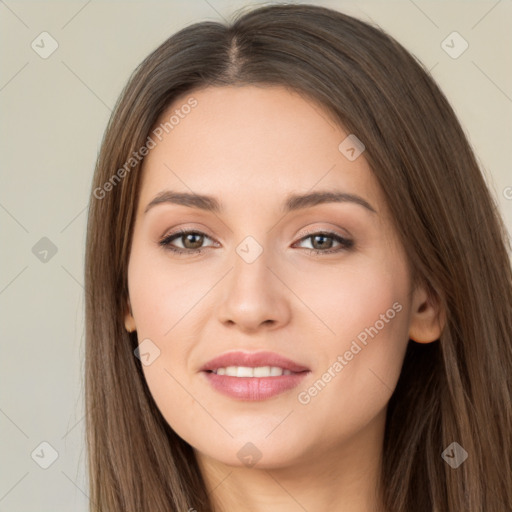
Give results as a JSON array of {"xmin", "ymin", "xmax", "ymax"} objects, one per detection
[{"xmin": 189, "ymin": 430, "xmax": 308, "ymax": 470}]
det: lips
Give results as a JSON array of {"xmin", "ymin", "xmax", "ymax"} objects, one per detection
[{"xmin": 199, "ymin": 351, "xmax": 310, "ymax": 401}]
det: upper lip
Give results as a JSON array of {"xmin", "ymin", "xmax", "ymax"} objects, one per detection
[{"xmin": 200, "ymin": 351, "xmax": 310, "ymax": 373}]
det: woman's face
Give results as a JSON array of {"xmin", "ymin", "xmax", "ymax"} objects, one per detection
[{"xmin": 125, "ymin": 85, "xmax": 428, "ymax": 469}]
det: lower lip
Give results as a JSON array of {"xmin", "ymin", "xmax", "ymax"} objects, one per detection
[{"xmin": 202, "ymin": 371, "xmax": 309, "ymax": 400}]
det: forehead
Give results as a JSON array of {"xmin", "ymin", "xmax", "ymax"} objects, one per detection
[{"xmin": 138, "ymin": 85, "xmax": 385, "ymax": 217}]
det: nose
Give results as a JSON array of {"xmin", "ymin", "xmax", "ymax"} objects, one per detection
[{"xmin": 216, "ymin": 245, "xmax": 292, "ymax": 333}]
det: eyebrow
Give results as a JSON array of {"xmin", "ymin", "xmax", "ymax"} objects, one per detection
[{"xmin": 143, "ymin": 190, "xmax": 377, "ymax": 215}]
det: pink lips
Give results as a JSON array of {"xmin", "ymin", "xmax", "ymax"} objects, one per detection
[{"xmin": 200, "ymin": 350, "xmax": 310, "ymax": 401}]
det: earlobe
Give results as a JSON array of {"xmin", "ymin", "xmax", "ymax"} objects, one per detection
[
  {"xmin": 408, "ymin": 284, "xmax": 445, "ymax": 344},
  {"xmin": 124, "ymin": 297, "xmax": 136, "ymax": 333}
]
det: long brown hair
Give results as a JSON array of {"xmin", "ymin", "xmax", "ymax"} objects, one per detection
[{"xmin": 84, "ymin": 4, "xmax": 512, "ymax": 511}]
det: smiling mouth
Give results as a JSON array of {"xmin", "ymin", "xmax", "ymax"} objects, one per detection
[{"xmin": 200, "ymin": 350, "xmax": 310, "ymax": 399}]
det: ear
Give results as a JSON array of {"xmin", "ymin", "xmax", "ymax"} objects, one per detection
[
  {"xmin": 408, "ymin": 283, "xmax": 445, "ymax": 343},
  {"xmin": 124, "ymin": 296, "xmax": 136, "ymax": 333}
]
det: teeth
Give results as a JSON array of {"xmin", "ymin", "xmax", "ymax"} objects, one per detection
[
  {"xmin": 213, "ymin": 366, "xmax": 293, "ymax": 377},
  {"xmin": 236, "ymin": 366, "xmax": 254, "ymax": 377},
  {"xmin": 254, "ymin": 366, "xmax": 271, "ymax": 377}
]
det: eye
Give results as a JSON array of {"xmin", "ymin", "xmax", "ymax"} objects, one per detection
[
  {"xmin": 158, "ymin": 229, "xmax": 354, "ymax": 256},
  {"xmin": 293, "ymin": 230, "xmax": 354, "ymax": 255},
  {"xmin": 158, "ymin": 229, "xmax": 217, "ymax": 255}
]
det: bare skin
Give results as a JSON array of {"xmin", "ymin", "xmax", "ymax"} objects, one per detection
[{"xmin": 124, "ymin": 85, "xmax": 444, "ymax": 512}]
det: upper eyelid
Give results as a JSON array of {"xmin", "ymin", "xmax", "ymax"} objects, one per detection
[{"xmin": 296, "ymin": 227, "xmax": 351, "ymax": 240}]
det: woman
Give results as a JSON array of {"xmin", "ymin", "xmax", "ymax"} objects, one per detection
[{"xmin": 84, "ymin": 3, "xmax": 512, "ymax": 511}]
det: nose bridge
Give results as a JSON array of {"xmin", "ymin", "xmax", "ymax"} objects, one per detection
[
  {"xmin": 216, "ymin": 232, "xmax": 291, "ymax": 330},
  {"xmin": 230, "ymin": 232, "xmax": 276, "ymax": 297}
]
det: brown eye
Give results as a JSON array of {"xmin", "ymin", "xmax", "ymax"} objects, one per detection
[
  {"xmin": 295, "ymin": 231, "xmax": 354, "ymax": 255},
  {"xmin": 158, "ymin": 229, "xmax": 353, "ymax": 257},
  {"xmin": 159, "ymin": 230, "xmax": 215, "ymax": 254}
]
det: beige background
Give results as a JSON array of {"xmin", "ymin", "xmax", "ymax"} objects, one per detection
[{"xmin": 0, "ymin": 1, "xmax": 510, "ymax": 510}]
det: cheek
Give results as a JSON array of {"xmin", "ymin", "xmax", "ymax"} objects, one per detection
[
  {"xmin": 128, "ymin": 243, "xmax": 212, "ymax": 340},
  {"xmin": 127, "ymin": 244, "xmax": 214, "ymax": 424},
  {"xmin": 293, "ymin": 259, "xmax": 411, "ymax": 438},
  {"xmin": 290, "ymin": 253, "xmax": 408, "ymax": 344}
]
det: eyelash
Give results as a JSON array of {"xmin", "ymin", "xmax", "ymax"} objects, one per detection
[{"xmin": 158, "ymin": 228, "xmax": 354, "ymax": 257}]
